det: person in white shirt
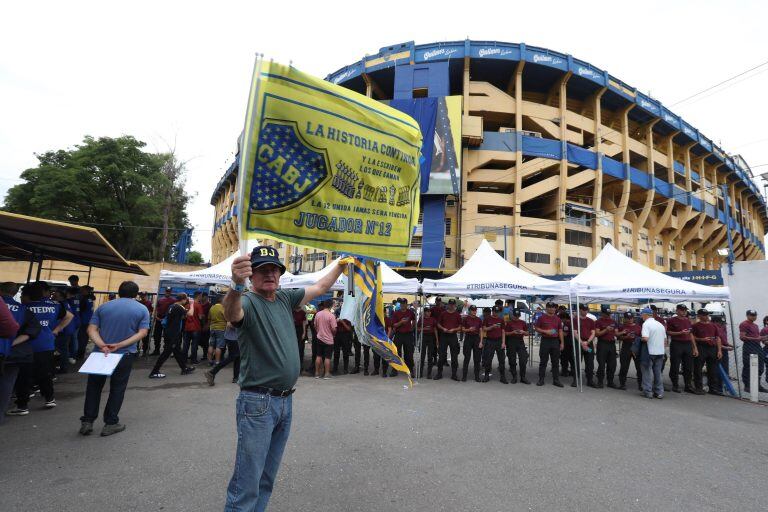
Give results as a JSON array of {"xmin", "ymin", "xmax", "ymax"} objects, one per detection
[{"xmin": 640, "ymin": 307, "xmax": 667, "ymax": 399}]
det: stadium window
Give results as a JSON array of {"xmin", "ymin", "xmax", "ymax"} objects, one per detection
[
  {"xmin": 413, "ymin": 88, "xmax": 428, "ymax": 98},
  {"xmin": 525, "ymin": 252, "xmax": 550, "ymax": 264},
  {"xmin": 625, "ymin": 249, "xmax": 633, "ymax": 258},
  {"xmin": 621, "ymin": 225, "xmax": 633, "ymax": 235},
  {"xmin": 656, "ymin": 255, "xmax": 665, "ymax": 266},
  {"xmin": 445, "ymin": 247, "xmax": 452, "ymax": 259},
  {"xmin": 565, "ymin": 229, "xmax": 592, "ymax": 247},
  {"xmin": 600, "ymin": 237, "xmax": 612, "ymax": 248},
  {"xmin": 568, "ymin": 256, "xmax": 588, "ymax": 268},
  {"xmin": 446, "ymin": 199, "xmax": 456, "ymax": 207},
  {"xmin": 445, "ymin": 218, "xmax": 452, "ymax": 235},
  {"xmin": 496, "ymin": 250, "xmax": 506, "ymax": 258}
]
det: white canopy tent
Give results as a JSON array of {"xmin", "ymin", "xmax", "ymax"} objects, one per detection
[
  {"xmin": 279, "ymin": 258, "xmax": 420, "ymax": 294},
  {"xmin": 421, "ymin": 239, "xmax": 569, "ymax": 297},
  {"xmin": 569, "ymin": 243, "xmax": 731, "ymax": 303},
  {"xmin": 159, "ymin": 248, "xmax": 295, "ymax": 287}
]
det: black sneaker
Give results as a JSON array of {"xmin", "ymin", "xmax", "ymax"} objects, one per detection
[
  {"xmin": 101, "ymin": 423, "xmax": 126, "ymax": 437},
  {"xmin": 552, "ymin": 381, "xmax": 564, "ymax": 388},
  {"xmin": 6, "ymin": 407, "xmax": 29, "ymax": 416},
  {"xmin": 500, "ymin": 378, "xmax": 509, "ymax": 385},
  {"xmin": 520, "ymin": 377, "xmax": 531, "ymax": 385},
  {"xmin": 204, "ymin": 370, "xmax": 215, "ymax": 386},
  {"xmin": 149, "ymin": 372, "xmax": 166, "ymax": 379},
  {"xmin": 181, "ymin": 366, "xmax": 196, "ymax": 375},
  {"xmin": 363, "ymin": 370, "xmax": 369, "ymax": 376},
  {"xmin": 44, "ymin": 399, "xmax": 57, "ymax": 409},
  {"xmin": 536, "ymin": 380, "xmax": 545, "ymax": 386},
  {"xmin": 79, "ymin": 421, "xmax": 94, "ymax": 435}
]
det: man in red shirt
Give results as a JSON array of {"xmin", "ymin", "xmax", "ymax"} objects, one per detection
[
  {"xmin": 435, "ymin": 299, "xmax": 462, "ymax": 381},
  {"xmin": 739, "ymin": 309, "xmax": 767, "ymax": 392},
  {"xmin": 181, "ymin": 292, "xmax": 204, "ymax": 364},
  {"xmin": 594, "ymin": 306, "xmax": 618, "ymax": 388},
  {"xmin": 151, "ymin": 287, "xmax": 177, "ymax": 355},
  {"xmin": 418, "ymin": 307, "xmax": 439, "ymax": 378},
  {"xmin": 691, "ymin": 309, "xmax": 721, "ymax": 395},
  {"xmin": 332, "ymin": 317, "xmax": 353, "ymax": 375},
  {"xmin": 665, "ymin": 304, "xmax": 697, "ymax": 393},
  {"xmin": 504, "ymin": 308, "xmax": 530, "ymax": 384},
  {"xmin": 533, "ymin": 301, "xmax": 564, "ymax": 387},
  {"xmin": 573, "ymin": 304, "xmax": 596, "ymax": 388},
  {"xmin": 390, "ymin": 298, "xmax": 417, "ymax": 378},
  {"xmin": 480, "ymin": 306, "xmax": 507, "ymax": 384},
  {"xmin": 617, "ymin": 312, "xmax": 642, "ymax": 390},
  {"xmin": 460, "ymin": 305, "xmax": 483, "ymax": 382}
]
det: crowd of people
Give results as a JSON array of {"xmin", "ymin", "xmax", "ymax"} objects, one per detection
[
  {"xmin": 288, "ymin": 296, "xmax": 768, "ymax": 399},
  {"xmin": 2, "ymin": 274, "xmax": 768, "ymax": 430}
]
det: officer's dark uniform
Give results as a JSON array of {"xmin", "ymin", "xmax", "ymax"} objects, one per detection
[
  {"xmin": 594, "ymin": 308, "xmax": 618, "ymax": 388},
  {"xmin": 534, "ymin": 304, "xmax": 564, "ymax": 387},
  {"xmin": 574, "ymin": 310, "xmax": 596, "ymax": 388},
  {"xmin": 666, "ymin": 307, "xmax": 695, "ymax": 392},
  {"xmin": 418, "ymin": 309, "xmax": 438, "ymax": 378},
  {"xmin": 332, "ymin": 318, "xmax": 353, "ymax": 374},
  {"xmin": 435, "ymin": 301, "xmax": 462, "ymax": 381},
  {"xmin": 617, "ymin": 313, "xmax": 642, "ymax": 390},
  {"xmin": 460, "ymin": 309, "xmax": 482, "ymax": 382},
  {"xmin": 691, "ymin": 310, "xmax": 721, "ymax": 395},
  {"xmin": 558, "ymin": 311, "xmax": 574, "ymax": 377},
  {"xmin": 349, "ymin": 331, "xmax": 370, "ymax": 375},
  {"xmin": 391, "ymin": 301, "xmax": 416, "ymax": 378},
  {"xmin": 504, "ymin": 311, "xmax": 530, "ymax": 384},
  {"xmin": 480, "ymin": 308, "xmax": 507, "ymax": 384}
]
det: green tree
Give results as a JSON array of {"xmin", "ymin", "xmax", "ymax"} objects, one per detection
[
  {"xmin": 3, "ymin": 135, "xmax": 192, "ymax": 261},
  {"xmin": 186, "ymin": 251, "xmax": 204, "ymax": 265}
]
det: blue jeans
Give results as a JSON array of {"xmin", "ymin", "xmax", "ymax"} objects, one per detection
[
  {"xmin": 225, "ymin": 391, "xmax": 293, "ymax": 512},
  {"xmin": 642, "ymin": 354, "xmax": 664, "ymax": 397}
]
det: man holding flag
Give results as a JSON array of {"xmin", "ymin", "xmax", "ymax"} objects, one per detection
[
  {"xmin": 223, "ymin": 246, "xmax": 343, "ymax": 511},
  {"xmin": 225, "ymin": 55, "xmax": 422, "ymax": 511}
]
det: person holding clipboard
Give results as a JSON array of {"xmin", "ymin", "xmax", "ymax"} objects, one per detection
[{"xmin": 78, "ymin": 281, "xmax": 150, "ymax": 437}]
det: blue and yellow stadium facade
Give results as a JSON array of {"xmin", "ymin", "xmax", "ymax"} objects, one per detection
[{"xmin": 211, "ymin": 40, "xmax": 766, "ymax": 276}]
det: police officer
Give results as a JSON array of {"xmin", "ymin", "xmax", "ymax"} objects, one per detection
[
  {"xmin": 460, "ymin": 305, "xmax": 482, "ymax": 382},
  {"xmin": 738, "ymin": 310, "xmax": 767, "ymax": 393},
  {"xmin": 594, "ymin": 305, "xmax": 618, "ymax": 388},
  {"xmin": 504, "ymin": 308, "xmax": 530, "ymax": 384},
  {"xmin": 691, "ymin": 309, "xmax": 722, "ymax": 395},
  {"xmin": 666, "ymin": 304, "xmax": 696, "ymax": 393},
  {"xmin": 435, "ymin": 299, "xmax": 462, "ymax": 381},
  {"xmin": 617, "ymin": 312, "xmax": 642, "ymax": 390},
  {"xmin": 418, "ymin": 307, "xmax": 439, "ymax": 378},
  {"xmin": 480, "ymin": 306, "xmax": 507, "ymax": 384},
  {"xmin": 390, "ymin": 298, "xmax": 416, "ymax": 378},
  {"xmin": 574, "ymin": 304, "xmax": 596, "ymax": 388},
  {"xmin": 533, "ymin": 302, "xmax": 564, "ymax": 387}
]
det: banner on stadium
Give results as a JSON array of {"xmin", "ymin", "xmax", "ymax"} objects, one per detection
[
  {"xmin": 237, "ymin": 57, "xmax": 423, "ymax": 264},
  {"xmin": 344, "ymin": 257, "xmax": 412, "ymax": 382}
]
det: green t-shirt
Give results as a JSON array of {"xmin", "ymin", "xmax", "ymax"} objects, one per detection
[{"xmin": 238, "ymin": 288, "xmax": 305, "ymax": 390}]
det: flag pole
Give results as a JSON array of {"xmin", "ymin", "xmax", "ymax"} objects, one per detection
[{"xmin": 237, "ymin": 53, "xmax": 266, "ymax": 257}]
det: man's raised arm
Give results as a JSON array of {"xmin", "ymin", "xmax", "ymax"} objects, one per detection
[{"xmin": 301, "ymin": 261, "xmax": 345, "ymax": 306}]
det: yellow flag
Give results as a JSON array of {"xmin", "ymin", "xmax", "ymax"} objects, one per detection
[{"xmin": 238, "ymin": 58, "xmax": 422, "ymax": 264}]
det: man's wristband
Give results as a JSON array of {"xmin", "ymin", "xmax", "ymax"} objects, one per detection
[{"xmin": 231, "ymin": 281, "xmax": 246, "ymax": 293}]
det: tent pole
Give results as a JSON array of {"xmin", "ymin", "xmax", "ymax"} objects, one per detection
[
  {"xmin": 725, "ymin": 301, "xmax": 742, "ymax": 399},
  {"xmin": 575, "ymin": 293, "xmax": 583, "ymax": 392},
  {"xmin": 415, "ymin": 293, "xmax": 424, "ymax": 381}
]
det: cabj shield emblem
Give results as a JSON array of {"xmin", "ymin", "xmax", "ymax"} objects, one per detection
[{"xmin": 249, "ymin": 119, "xmax": 330, "ymax": 212}]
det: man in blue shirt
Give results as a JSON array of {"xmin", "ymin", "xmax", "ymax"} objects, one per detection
[{"xmin": 79, "ymin": 281, "xmax": 150, "ymax": 437}]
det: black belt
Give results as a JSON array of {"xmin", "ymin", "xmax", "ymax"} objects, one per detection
[{"xmin": 242, "ymin": 386, "xmax": 295, "ymax": 397}]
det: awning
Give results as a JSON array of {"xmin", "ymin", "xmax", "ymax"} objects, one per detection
[{"xmin": 0, "ymin": 211, "xmax": 148, "ymax": 275}]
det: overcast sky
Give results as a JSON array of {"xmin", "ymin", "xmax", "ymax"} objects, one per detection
[{"xmin": 2, "ymin": 0, "xmax": 767, "ymax": 261}]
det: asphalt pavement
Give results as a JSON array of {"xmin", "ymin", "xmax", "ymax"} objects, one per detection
[{"xmin": 1, "ymin": 356, "xmax": 767, "ymax": 512}]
